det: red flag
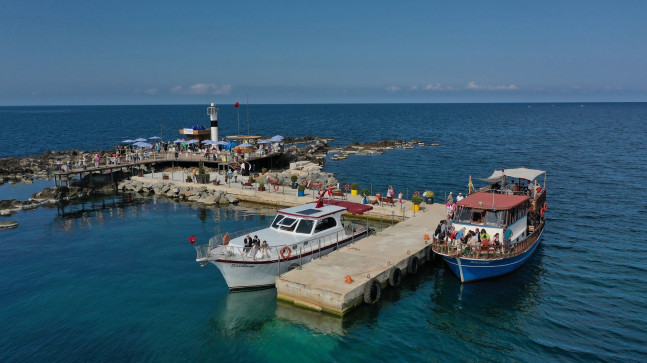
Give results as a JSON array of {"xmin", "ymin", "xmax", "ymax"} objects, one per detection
[
  {"xmin": 234, "ymin": 101, "xmax": 240, "ymax": 108},
  {"xmin": 188, "ymin": 235, "xmax": 196, "ymax": 244}
]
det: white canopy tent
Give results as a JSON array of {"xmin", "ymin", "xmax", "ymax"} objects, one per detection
[{"xmin": 479, "ymin": 167, "xmax": 546, "ymax": 183}]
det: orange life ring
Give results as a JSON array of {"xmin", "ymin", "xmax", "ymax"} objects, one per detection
[
  {"xmin": 344, "ymin": 184, "xmax": 350, "ymax": 191},
  {"xmin": 273, "ymin": 184, "xmax": 279, "ymax": 191},
  {"xmin": 543, "ymin": 202, "xmax": 548, "ymax": 211},
  {"xmin": 222, "ymin": 233, "xmax": 231, "ymax": 245},
  {"xmin": 413, "ymin": 191, "xmax": 421, "ymax": 197},
  {"xmin": 301, "ymin": 179, "xmax": 307, "ymax": 186},
  {"xmin": 280, "ymin": 246, "xmax": 292, "ymax": 259}
]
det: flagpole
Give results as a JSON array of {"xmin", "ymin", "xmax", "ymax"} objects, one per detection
[
  {"xmin": 247, "ymin": 93, "xmax": 250, "ymax": 135},
  {"xmin": 237, "ymin": 103, "xmax": 240, "ymax": 135}
]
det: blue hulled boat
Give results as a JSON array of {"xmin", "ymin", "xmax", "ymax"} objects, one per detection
[{"xmin": 432, "ymin": 168, "xmax": 547, "ymax": 283}]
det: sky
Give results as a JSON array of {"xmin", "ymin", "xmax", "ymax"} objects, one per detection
[{"xmin": 1, "ymin": 0, "xmax": 646, "ymax": 105}]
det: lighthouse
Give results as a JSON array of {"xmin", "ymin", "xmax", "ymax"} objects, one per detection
[{"xmin": 207, "ymin": 102, "xmax": 219, "ymax": 142}]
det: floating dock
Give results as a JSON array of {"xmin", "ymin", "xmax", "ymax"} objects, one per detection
[{"xmin": 276, "ymin": 203, "xmax": 445, "ymax": 316}]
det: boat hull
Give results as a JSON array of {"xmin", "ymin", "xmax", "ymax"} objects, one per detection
[
  {"xmin": 210, "ymin": 231, "xmax": 367, "ymax": 290},
  {"xmin": 442, "ymin": 228, "xmax": 543, "ymax": 282}
]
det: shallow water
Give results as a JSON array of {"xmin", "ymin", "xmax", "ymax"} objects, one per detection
[{"xmin": 1, "ymin": 103, "xmax": 647, "ymax": 361}]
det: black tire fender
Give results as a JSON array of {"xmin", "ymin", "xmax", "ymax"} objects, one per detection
[
  {"xmin": 363, "ymin": 278, "xmax": 381, "ymax": 304},
  {"xmin": 407, "ymin": 256, "xmax": 420, "ymax": 275},
  {"xmin": 388, "ymin": 267, "xmax": 402, "ymax": 287},
  {"xmin": 425, "ymin": 245, "xmax": 434, "ymax": 262}
]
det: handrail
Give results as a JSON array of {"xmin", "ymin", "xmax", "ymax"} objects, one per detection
[
  {"xmin": 196, "ymin": 223, "xmax": 368, "ymax": 263},
  {"xmin": 431, "ymin": 222, "xmax": 544, "ymax": 260}
]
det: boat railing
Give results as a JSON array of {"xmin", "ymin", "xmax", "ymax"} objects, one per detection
[
  {"xmin": 431, "ymin": 222, "xmax": 544, "ymax": 260},
  {"xmin": 198, "ymin": 222, "xmax": 368, "ymax": 263},
  {"xmin": 207, "ymin": 223, "xmax": 274, "ymax": 248}
]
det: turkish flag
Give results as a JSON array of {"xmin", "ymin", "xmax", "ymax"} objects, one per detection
[
  {"xmin": 234, "ymin": 101, "xmax": 240, "ymax": 108},
  {"xmin": 188, "ymin": 235, "xmax": 196, "ymax": 244}
]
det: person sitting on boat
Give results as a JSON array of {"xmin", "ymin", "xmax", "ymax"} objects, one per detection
[
  {"xmin": 455, "ymin": 227, "xmax": 465, "ymax": 244},
  {"xmin": 251, "ymin": 238, "xmax": 261, "ymax": 260},
  {"xmin": 492, "ymin": 233, "xmax": 502, "ymax": 252},
  {"xmin": 480, "ymin": 229, "xmax": 490, "ymax": 243},
  {"xmin": 243, "ymin": 234, "xmax": 253, "ymax": 255},
  {"xmin": 467, "ymin": 231, "xmax": 480, "ymax": 252},
  {"xmin": 448, "ymin": 226, "xmax": 456, "ymax": 243},
  {"xmin": 260, "ymin": 240, "xmax": 270, "ymax": 259}
]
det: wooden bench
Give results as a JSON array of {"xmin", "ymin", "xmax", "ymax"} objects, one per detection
[
  {"xmin": 308, "ymin": 182, "xmax": 323, "ymax": 190},
  {"xmin": 241, "ymin": 181, "xmax": 254, "ymax": 189},
  {"xmin": 331, "ymin": 191, "xmax": 346, "ymax": 201},
  {"xmin": 382, "ymin": 197, "xmax": 395, "ymax": 206}
]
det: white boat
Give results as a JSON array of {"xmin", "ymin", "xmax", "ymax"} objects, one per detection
[{"xmin": 194, "ymin": 200, "xmax": 373, "ymax": 290}]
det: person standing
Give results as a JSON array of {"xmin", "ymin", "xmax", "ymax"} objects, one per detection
[
  {"xmin": 398, "ymin": 192, "xmax": 403, "ymax": 204},
  {"xmin": 446, "ymin": 192, "xmax": 454, "ymax": 205},
  {"xmin": 456, "ymin": 192, "xmax": 464, "ymax": 202}
]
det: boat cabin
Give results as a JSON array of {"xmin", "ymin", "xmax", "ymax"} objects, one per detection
[
  {"xmin": 271, "ymin": 203, "xmax": 347, "ymax": 236},
  {"xmin": 453, "ymin": 192, "xmax": 532, "ymax": 244}
]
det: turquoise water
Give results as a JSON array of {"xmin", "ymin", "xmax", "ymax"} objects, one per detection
[{"xmin": 1, "ymin": 103, "xmax": 647, "ymax": 361}]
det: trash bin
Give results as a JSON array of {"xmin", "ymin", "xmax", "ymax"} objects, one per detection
[{"xmin": 174, "ymin": 152, "xmax": 179, "ymax": 159}]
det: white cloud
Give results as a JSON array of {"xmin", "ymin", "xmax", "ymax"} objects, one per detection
[
  {"xmin": 386, "ymin": 86, "xmax": 401, "ymax": 92},
  {"xmin": 466, "ymin": 82, "xmax": 518, "ymax": 91},
  {"xmin": 144, "ymin": 88, "xmax": 159, "ymax": 95},
  {"xmin": 170, "ymin": 83, "xmax": 232, "ymax": 95}
]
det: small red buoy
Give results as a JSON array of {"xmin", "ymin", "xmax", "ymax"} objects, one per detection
[{"xmin": 344, "ymin": 275, "xmax": 353, "ymax": 284}]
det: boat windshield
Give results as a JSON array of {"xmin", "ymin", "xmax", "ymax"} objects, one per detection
[
  {"xmin": 295, "ymin": 219, "xmax": 314, "ymax": 234},
  {"xmin": 271, "ymin": 215, "xmax": 285, "ymax": 228},
  {"xmin": 277, "ymin": 217, "xmax": 298, "ymax": 231}
]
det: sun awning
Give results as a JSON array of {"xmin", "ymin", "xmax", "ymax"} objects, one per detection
[
  {"xmin": 479, "ymin": 167, "xmax": 546, "ymax": 183},
  {"xmin": 323, "ymin": 200, "xmax": 373, "ymax": 215}
]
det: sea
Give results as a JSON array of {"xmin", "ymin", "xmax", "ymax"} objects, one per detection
[{"xmin": 1, "ymin": 103, "xmax": 646, "ymax": 362}]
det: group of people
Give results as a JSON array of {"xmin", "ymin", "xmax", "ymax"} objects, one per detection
[
  {"xmin": 434, "ymin": 219, "xmax": 514, "ymax": 256},
  {"xmin": 242, "ymin": 234, "xmax": 270, "ymax": 260}
]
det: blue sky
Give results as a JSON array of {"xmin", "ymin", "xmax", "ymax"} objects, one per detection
[{"xmin": 1, "ymin": 1, "xmax": 646, "ymax": 105}]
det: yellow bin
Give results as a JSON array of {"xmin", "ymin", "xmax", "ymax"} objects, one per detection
[
  {"xmin": 351, "ymin": 189, "xmax": 358, "ymax": 196},
  {"xmin": 412, "ymin": 204, "xmax": 420, "ymax": 212}
]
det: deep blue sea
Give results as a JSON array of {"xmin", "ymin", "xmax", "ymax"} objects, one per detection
[{"xmin": 1, "ymin": 103, "xmax": 646, "ymax": 361}]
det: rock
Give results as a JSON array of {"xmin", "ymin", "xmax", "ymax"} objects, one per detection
[
  {"xmin": 0, "ymin": 221, "xmax": 19, "ymax": 230},
  {"xmin": 225, "ymin": 194, "xmax": 239, "ymax": 204}
]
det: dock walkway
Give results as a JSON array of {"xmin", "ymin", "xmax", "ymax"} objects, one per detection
[{"xmin": 275, "ymin": 203, "xmax": 446, "ymax": 316}]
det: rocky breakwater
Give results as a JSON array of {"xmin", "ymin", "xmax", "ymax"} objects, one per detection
[
  {"xmin": 280, "ymin": 139, "xmax": 330, "ymax": 166},
  {"xmin": 117, "ymin": 180, "xmax": 239, "ymax": 205}
]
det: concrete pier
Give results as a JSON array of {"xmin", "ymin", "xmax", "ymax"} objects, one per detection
[{"xmin": 275, "ymin": 203, "xmax": 446, "ymax": 316}]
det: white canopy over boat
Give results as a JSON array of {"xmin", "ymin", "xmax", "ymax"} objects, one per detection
[{"xmin": 479, "ymin": 167, "xmax": 546, "ymax": 183}]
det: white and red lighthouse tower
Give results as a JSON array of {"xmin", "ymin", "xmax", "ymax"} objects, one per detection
[{"xmin": 207, "ymin": 102, "xmax": 219, "ymax": 142}]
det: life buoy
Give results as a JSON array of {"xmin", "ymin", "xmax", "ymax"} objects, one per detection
[
  {"xmin": 413, "ymin": 191, "xmax": 421, "ymax": 197},
  {"xmin": 301, "ymin": 179, "xmax": 307, "ymax": 186},
  {"xmin": 344, "ymin": 184, "xmax": 350, "ymax": 191},
  {"xmin": 233, "ymin": 163, "xmax": 239, "ymax": 169},
  {"xmin": 280, "ymin": 246, "xmax": 292, "ymax": 259},
  {"xmin": 363, "ymin": 278, "xmax": 381, "ymax": 304},
  {"xmin": 273, "ymin": 184, "xmax": 279, "ymax": 191},
  {"xmin": 222, "ymin": 233, "xmax": 231, "ymax": 245}
]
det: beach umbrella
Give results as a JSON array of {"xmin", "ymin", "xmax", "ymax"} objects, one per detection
[
  {"xmin": 202, "ymin": 140, "xmax": 216, "ymax": 145},
  {"xmin": 216, "ymin": 141, "xmax": 230, "ymax": 145},
  {"xmin": 257, "ymin": 139, "xmax": 271, "ymax": 144},
  {"xmin": 271, "ymin": 135, "xmax": 284, "ymax": 140},
  {"xmin": 134, "ymin": 138, "xmax": 147, "ymax": 142},
  {"xmin": 186, "ymin": 139, "xmax": 199, "ymax": 144},
  {"xmin": 173, "ymin": 139, "xmax": 184, "ymax": 143},
  {"xmin": 149, "ymin": 136, "xmax": 161, "ymax": 140},
  {"xmin": 133, "ymin": 142, "xmax": 152, "ymax": 148},
  {"xmin": 122, "ymin": 139, "xmax": 134, "ymax": 143},
  {"xmin": 239, "ymin": 143, "xmax": 253, "ymax": 148}
]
